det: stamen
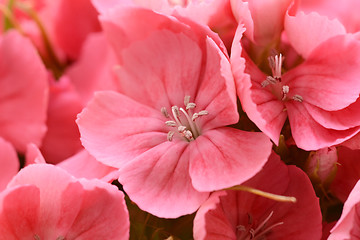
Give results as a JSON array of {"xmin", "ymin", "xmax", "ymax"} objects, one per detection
[
  {"xmin": 162, "ymin": 96, "xmax": 208, "ymax": 142},
  {"xmin": 281, "ymin": 85, "xmax": 289, "ymax": 101},
  {"xmin": 161, "ymin": 107, "xmax": 169, "ymax": 118},
  {"xmin": 167, "ymin": 131, "xmax": 175, "ymax": 141},
  {"xmin": 252, "ymin": 211, "xmax": 274, "ymax": 236},
  {"xmin": 184, "ymin": 95, "xmax": 190, "ymax": 106},
  {"xmin": 34, "ymin": 235, "xmax": 41, "ymax": 240},
  {"xmin": 57, "ymin": 237, "xmax": 65, "ymax": 240},
  {"xmin": 292, "ymin": 94, "xmax": 303, "ymax": 102},
  {"xmin": 165, "ymin": 120, "xmax": 177, "ymax": 127}
]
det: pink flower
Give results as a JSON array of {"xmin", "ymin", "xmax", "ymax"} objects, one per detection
[
  {"xmin": 328, "ymin": 179, "xmax": 360, "ymax": 239},
  {"xmin": 193, "ymin": 153, "xmax": 322, "ymax": 240},
  {"xmin": 231, "ymin": 9, "xmax": 360, "ymax": 150},
  {"xmin": 0, "ymin": 164, "xmax": 129, "ymax": 239},
  {"xmin": 0, "ymin": 30, "xmax": 48, "ymax": 152},
  {"xmin": 77, "ymin": 7, "xmax": 272, "ymax": 218}
]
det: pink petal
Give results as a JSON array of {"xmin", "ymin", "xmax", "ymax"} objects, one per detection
[
  {"xmin": 53, "ymin": 0, "xmax": 101, "ymax": 60},
  {"xmin": 231, "ymin": 27, "xmax": 287, "ymax": 144},
  {"xmin": 57, "ymin": 149, "xmax": 119, "ymax": 182},
  {"xmin": 0, "ymin": 186, "xmax": 40, "ymax": 239},
  {"xmin": 286, "ymin": 102, "xmax": 360, "ymax": 150},
  {"xmin": 65, "ymin": 32, "xmax": 119, "ymax": 104},
  {"xmin": 189, "ymin": 127, "xmax": 272, "ymax": 192},
  {"xmin": 284, "ymin": 10, "xmax": 346, "ymax": 58},
  {"xmin": 77, "ymin": 91, "xmax": 168, "ymax": 169},
  {"xmin": 114, "ymin": 29, "xmax": 202, "ymax": 110},
  {"xmin": 65, "ymin": 179, "xmax": 129, "ymax": 239},
  {"xmin": 91, "ymin": 0, "xmax": 133, "ymax": 13},
  {"xmin": 7, "ymin": 164, "xmax": 75, "ymax": 237},
  {"xmin": 40, "ymin": 76, "xmax": 83, "ymax": 164},
  {"xmin": 194, "ymin": 153, "xmax": 322, "ymax": 239},
  {"xmin": 304, "ymin": 99, "xmax": 360, "ymax": 130},
  {"xmin": 329, "ymin": 180, "xmax": 360, "ymax": 239},
  {"xmin": 0, "ymin": 138, "xmax": 19, "ymax": 191},
  {"xmin": 118, "ymin": 141, "xmax": 209, "ymax": 218},
  {"xmin": 25, "ymin": 143, "xmax": 46, "ymax": 165},
  {"xmin": 194, "ymin": 36, "xmax": 238, "ymax": 131},
  {"xmin": 285, "ymin": 34, "xmax": 360, "ymax": 111},
  {"xmin": 233, "ymin": 0, "xmax": 294, "ymax": 46},
  {"xmin": 0, "ymin": 30, "xmax": 48, "ymax": 152}
]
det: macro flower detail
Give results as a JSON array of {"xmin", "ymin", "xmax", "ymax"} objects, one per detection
[
  {"xmin": 77, "ymin": 7, "xmax": 272, "ymax": 218},
  {"xmin": 162, "ymin": 96, "xmax": 208, "ymax": 141}
]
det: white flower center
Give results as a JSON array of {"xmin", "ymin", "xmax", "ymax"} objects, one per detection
[
  {"xmin": 237, "ymin": 211, "xmax": 284, "ymax": 240},
  {"xmin": 261, "ymin": 54, "xmax": 303, "ymax": 103},
  {"xmin": 161, "ymin": 96, "xmax": 208, "ymax": 142}
]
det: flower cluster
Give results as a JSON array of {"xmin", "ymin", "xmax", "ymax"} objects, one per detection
[{"xmin": 1, "ymin": 0, "xmax": 360, "ymax": 239}]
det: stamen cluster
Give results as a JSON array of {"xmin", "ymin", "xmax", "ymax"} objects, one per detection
[{"xmin": 161, "ymin": 96, "xmax": 208, "ymax": 142}]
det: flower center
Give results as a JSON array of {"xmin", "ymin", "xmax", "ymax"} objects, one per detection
[
  {"xmin": 237, "ymin": 211, "xmax": 284, "ymax": 240},
  {"xmin": 261, "ymin": 54, "xmax": 303, "ymax": 103},
  {"xmin": 161, "ymin": 96, "xmax": 208, "ymax": 142}
]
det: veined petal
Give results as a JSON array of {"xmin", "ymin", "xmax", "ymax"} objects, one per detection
[
  {"xmin": 118, "ymin": 141, "xmax": 209, "ymax": 218},
  {"xmin": 231, "ymin": 27, "xmax": 286, "ymax": 144},
  {"xmin": 285, "ymin": 34, "xmax": 360, "ymax": 111},
  {"xmin": 286, "ymin": 102, "xmax": 360, "ymax": 150},
  {"xmin": 285, "ymin": 10, "xmax": 346, "ymax": 58},
  {"xmin": 195, "ymin": 36, "xmax": 238, "ymax": 131},
  {"xmin": 0, "ymin": 186, "xmax": 40, "ymax": 239},
  {"xmin": 189, "ymin": 127, "xmax": 272, "ymax": 192},
  {"xmin": 77, "ymin": 91, "xmax": 168, "ymax": 169},
  {"xmin": 304, "ymin": 99, "xmax": 360, "ymax": 130},
  {"xmin": 115, "ymin": 29, "xmax": 202, "ymax": 110}
]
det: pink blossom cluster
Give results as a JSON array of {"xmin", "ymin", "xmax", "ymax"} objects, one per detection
[{"xmin": 0, "ymin": 0, "xmax": 360, "ymax": 239}]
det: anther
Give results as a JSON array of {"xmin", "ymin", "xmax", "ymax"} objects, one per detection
[
  {"xmin": 161, "ymin": 107, "xmax": 169, "ymax": 118},
  {"xmin": 282, "ymin": 85, "xmax": 289, "ymax": 101},
  {"xmin": 171, "ymin": 106, "xmax": 180, "ymax": 118},
  {"xmin": 292, "ymin": 94, "xmax": 303, "ymax": 102},
  {"xmin": 186, "ymin": 102, "xmax": 196, "ymax": 110},
  {"xmin": 167, "ymin": 131, "xmax": 175, "ymax": 141},
  {"xmin": 165, "ymin": 120, "xmax": 177, "ymax": 127},
  {"xmin": 34, "ymin": 235, "xmax": 41, "ymax": 240}
]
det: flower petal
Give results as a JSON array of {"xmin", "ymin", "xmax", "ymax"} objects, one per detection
[
  {"xmin": 189, "ymin": 127, "xmax": 272, "ymax": 192},
  {"xmin": 0, "ymin": 138, "xmax": 19, "ymax": 191},
  {"xmin": 0, "ymin": 185, "xmax": 40, "ymax": 239},
  {"xmin": 0, "ymin": 30, "xmax": 48, "ymax": 152},
  {"xmin": 77, "ymin": 91, "xmax": 168, "ymax": 168},
  {"xmin": 118, "ymin": 141, "xmax": 209, "ymax": 218},
  {"xmin": 285, "ymin": 34, "xmax": 360, "ymax": 111},
  {"xmin": 286, "ymin": 102, "xmax": 360, "ymax": 150},
  {"xmin": 284, "ymin": 10, "xmax": 346, "ymax": 58}
]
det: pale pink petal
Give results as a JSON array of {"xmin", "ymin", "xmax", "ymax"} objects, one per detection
[
  {"xmin": 286, "ymin": 102, "xmax": 360, "ymax": 150},
  {"xmin": 53, "ymin": 0, "xmax": 101, "ymax": 60},
  {"xmin": 0, "ymin": 30, "xmax": 48, "ymax": 152},
  {"xmin": 40, "ymin": 76, "xmax": 83, "ymax": 164},
  {"xmin": 65, "ymin": 32, "xmax": 119, "ymax": 104},
  {"xmin": 77, "ymin": 91, "xmax": 168, "ymax": 168},
  {"xmin": 189, "ymin": 127, "xmax": 272, "ymax": 192},
  {"xmin": 57, "ymin": 149, "xmax": 119, "ymax": 182},
  {"xmin": 285, "ymin": 34, "xmax": 360, "ymax": 111},
  {"xmin": 0, "ymin": 138, "xmax": 18, "ymax": 191},
  {"xmin": 91, "ymin": 0, "xmax": 133, "ymax": 13},
  {"xmin": 284, "ymin": 10, "xmax": 346, "ymax": 58},
  {"xmin": 230, "ymin": 0, "xmax": 254, "ymax": 42},
  {"xmin": 118, "ymin": 141, "xmax": 209, "ymax": 218},
  {"xmin": 0, "ymin": 186, "xmax": 40, "ymax": 239},
  {"xmin": 329, "ymin": 180, "xmax": 360, "ymax": 239},
  {"xmin": 231, "ymin": 27, "xmax": 287, "ymax": 144}
]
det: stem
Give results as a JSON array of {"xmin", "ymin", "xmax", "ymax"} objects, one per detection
[{"xmin": 226, "ymin": 185, "xmax": 297, "ymax": 203}]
